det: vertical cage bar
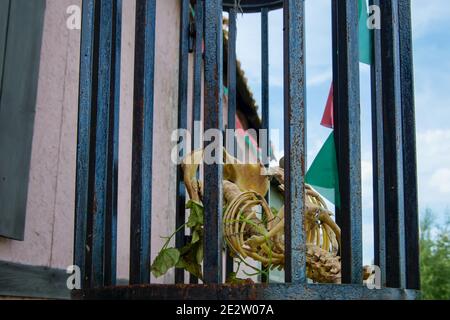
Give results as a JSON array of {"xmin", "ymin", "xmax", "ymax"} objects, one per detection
[
  {"xmin": 227, "ymin": 8, "xmax": 237, "ymax": 132},
  {"xmin": 190, "ymin": 0, "xmax": 204, "ymax": 285},
  {"xmin": 89, "ymin": 0, "xmax": 121, "ymax": 288},
  {"xmin": 332, "ymin": 0, "xmax": 363, "ymax": 284},
  {"xmin": 192, "ymin": 0, "xmax": 204, "ymax": 151},
  {"xmin": 225, "ymin": 6, "xmax": 237, "ymax": 277},
  {"xmin": 175, "ymin": 0, "xmax": 191, "ymax": 284},
  {"xmin": 75, "ymin": 0, "xmax": 96, "ymax": 289},
  {"xmin": 380, "ymin": 0, "xmax": 406, "ymax": 289},
  {"xmin": 331, "ymin": 0, "xmax": 340, "ymax": 211},
  {"xmin": 203, "ymin": 0, "xmax": 223, "ymax": 284},
  {"xmin": 370, "ymin": 0, "xmax": 386, "ymax": 286},
  {"xmin": 283, "ymin": 0, "xmax": 307, "ymax": 284},
  {"xmin": 260, "ymin": 7, "xmax": 270, "ymax": 283},
  {"xmin": 104, "ymin": 0, "xmax": 122, "ymax": 287},
  {"xmin": 398, "ymin": 0, "xmax": 419, "ymax": 290},
  {"xmin": 130, "ymin": 0, "xmax": 156, "ymax": 285},
  {"xmin": 261, "ymin": 7, "xmax": 269, "ymax": 164}
]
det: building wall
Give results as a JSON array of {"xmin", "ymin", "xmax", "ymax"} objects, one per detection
[{"xmin": 0, "ymin": 0, "xmax": 180, "ymax": 284}]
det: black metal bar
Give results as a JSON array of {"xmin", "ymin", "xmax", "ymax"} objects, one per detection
[
  {"xmin": 174, "ymin": 0, "xmax": 191, "ymax": 285},
  {"xmin": 227, "ymin": 8, "xmax": 237, "ymax": 132},
  {"xmin": 380, "ymin": 0, "xmax": 407, "ymax": 289},
  {"xmin": 75, "ymin": 0, "xmax": 96, "ymax": 289},
  {"xmin": 331, "ymin": 0, "xmax": 341, "ymax": 236},
  {"xmin": 370, "ymin": 0, "xmax": 387, "ymax": 287},
  {"xmin": 225, "ymin": 6, "xmax": 237, "ymax": 278},
  {"xmin": 189, "ymin": 0, "xmax": 204, "ymax": 285},
  {"xmin": 283, "ymin": 0, "xmax": 307, "ymax": 284},
  {"xmin": 86, "ymin": 0, "xmax": 121, "ymax": 288},
  {"xmin": 104, "ymin": 0, "xmax": 122, "ymax": 287},
  {"xmin": 260, "ymin": 7, "xmax": 270, "ymax": 283},
  {"xmin": 398, "ymin": 0, "xmax": 419, "ymax": 290},
  {"xmin": 332, "ymin": 0, "xmax": 363, "ymax": 284},
  {"xmin": 261, "ymin": 7, "xmax": 269, "ymax": 165},
  {"xmin": 130, "ymin": 0, "xmax": 156, "ymax": 285},
  {"xmin": 203, "ymin": 0, "xmax": 223, "ymax": 284},
  {"xmin": 192, "ymin": 0, "xmax": 204, "ymax": 151}
]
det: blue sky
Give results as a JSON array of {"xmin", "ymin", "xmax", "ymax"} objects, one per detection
[{"xmin": 234, "ymin": 0, "xmax": 450, "ymax": 264}]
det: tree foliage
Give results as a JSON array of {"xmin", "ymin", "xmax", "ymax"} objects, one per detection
[{"xmin": 420, "ymin": 209, "xmax": 450, "ymax": 300}]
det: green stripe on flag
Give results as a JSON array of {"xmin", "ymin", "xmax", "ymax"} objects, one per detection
[
  {"xmin": 359, "ymin": 0, "xmax": 373, "ymax": 65},
  {"xmin": 306, "ymin": 132, "xmax": 341, "ymax": 208}
]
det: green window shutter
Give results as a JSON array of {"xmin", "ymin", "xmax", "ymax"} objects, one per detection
[
  {"xmin": 0, "ymin": 0, "xmax": 46, "ymax": 240},
  {"xmin": 0, "ymin": 0, "xmax": 10, "ymax": 92}
]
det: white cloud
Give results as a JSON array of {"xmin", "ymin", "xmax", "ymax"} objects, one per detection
[
  {"xmin": 430, "ymin": 168, "xmax": 450, "ymax": 194},
  {"xmin": 411, "ymin": 0, "xmax": 450, "ymax": 39},
  {"xmin": 417, "ymin": 129, "xmax": 450, "ymax": 209},
  {"xmin": 236, "ymin": 1, "xmax": 333, "ymax": 92},
  {"xmin": 307, "ymin": 71, "xmax": 332, "ymax": 87}
]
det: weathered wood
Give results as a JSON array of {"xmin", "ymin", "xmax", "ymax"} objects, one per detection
[{"xmin": 0, "ymin": 0, "xmax": 46, "ymax": 240}]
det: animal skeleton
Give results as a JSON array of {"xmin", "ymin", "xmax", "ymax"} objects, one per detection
[{"xmin": 182, "ymin": 149, "xmax": 343, "ymax": 283}]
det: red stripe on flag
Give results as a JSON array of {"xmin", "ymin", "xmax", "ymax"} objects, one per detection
[{"xmin": 321, "ymin": 83, "xmax": 334, "ymax": 129}]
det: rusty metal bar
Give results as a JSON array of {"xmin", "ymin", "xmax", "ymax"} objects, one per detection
[
  {"xmin": 225, "ymin": 6, "xmax": 237, "ymax": 278},
  {"xmin": 75, "ymin": 0, "xmax": 96, "ymax": 289},
  {"xmin": 76, "ymin": 0, "xmax": 121, "ymax": 288},
  {"xmin": 189, "ymin": 0, "xmax": 204, "ymax": 285},
  {"xmin": 261, "ymin": 7, "xmax": 269, "ymax": 165},
  {"xmin": 332, "ymin": 0, "xmax": 363, "ymax": 284},
  {"xmin": 91, "ymin": 0, "xmax": 112, "ymax": 287},
  {"xmin": 227, "ymin": 8, "xmax": 237, "ymax": 133},
  {"xmin": 130, "ymin": 0, "xmax": 156, "ymax": 285},
  {"xmin": 73, "ymin": 283, "xmax": 419, "ymax": 300},
  {"xmin": 398, "ymin": 0, "xmax": 420, "ymax": 291},
  {"xmin": 370, "ymin": 0, "xmax": 387, "ymax": 287},
  {"xmin": 260, "ymin": 6, "xmax": 270, "ymax": 283},
  {"xmin": 283, "ymin": 0, "xmax": 307, "ymax": 284},
  {"xmin": 203, "ymin": 0, "xmax": 223, "ymax": 284},
  {"xmin": 174, "ymin": 0, "xmax": 191, "ymax": 284},
  {"xmin": 192, "ymin": 0, "xmax": 204, "ymax": 151},
  {"xmin": 379, "ymin": 0, "xmax": 407, "ymax": 289},
  {"xmin": 104, "ymin": 0, "xmax": 122, "ymax": 287}
]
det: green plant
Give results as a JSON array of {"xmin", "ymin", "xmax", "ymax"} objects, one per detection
[
  {"xmin": 151, "ymin": 200, "xmax": 204, "ymax": 280},
  {"xmin": 420, "ymin": 209, "xmax": 450, "ymax": 300}
]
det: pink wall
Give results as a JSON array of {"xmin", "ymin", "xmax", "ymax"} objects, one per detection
[{"xmin": 0, "ymin": 0, "xmax": 181, "ymax": 283}]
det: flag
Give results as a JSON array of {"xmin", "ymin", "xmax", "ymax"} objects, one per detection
[
  {"xmin": 306, "ymin": 132, "xmax": 340, "ymax": 208},
  {"xmin": 358, "ymin": 0, "xmax": 373, "ymax": 65},
  {"xmin": 320, "ymin": 0, "xmax": 373, "ymax": 129},
  {"xmin": 320, "ymin": 83, "xmax": 334, "ymax": 129}
]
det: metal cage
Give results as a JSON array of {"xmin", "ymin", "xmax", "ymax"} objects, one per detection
[{"xmin": 73, "ymin": 0, "xmax": 420, "ymax": 300}]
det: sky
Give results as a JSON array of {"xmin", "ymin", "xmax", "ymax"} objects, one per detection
[{"xmin": 234, "ymin": 0, "xmax": 450, "ymax": 264}]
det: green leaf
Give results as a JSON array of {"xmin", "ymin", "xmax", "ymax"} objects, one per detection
[
  {"xmin": 196, "ymin": 242, "xmax": 204, "ymax": 264},
  {"xmin": 177, "ymin": 257, "xmax": 203, "ymax": 280},
  {"xmin": 226, "ymin": 272, "xmax": 254, "ymax": 285},
  {"xmin": 151, "ymin": 248, "xmax": 180, "ymax": 278},
  {"xmin": 192, "ymin": 230, "xmax": 200, "ymax": 244},
  {"xmin": 186, "ymin": 200, "xmax": 204, "ymax": 228}
]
